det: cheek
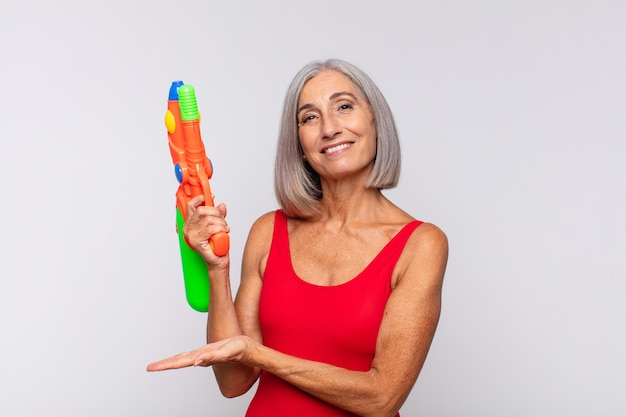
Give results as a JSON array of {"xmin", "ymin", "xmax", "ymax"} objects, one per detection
[
  {"xmin": 298, "ymin": 132, "xmax": 315, "ymax": 153},
  {"xmin": 369, "ymin": 138, "xmax": 377, "ymax": 159},
  {"xmin": 366, "ymin": 122, "xmax": 378, "ymax": 151}
]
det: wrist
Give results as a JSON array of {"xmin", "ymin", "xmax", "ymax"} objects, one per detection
[
  {"xmin": 241, "ymin": 336, "xmax": 263, "ymax": 367},
  {"xmin": 206, "ymin": 259, "xmax": 230, "ymax": 278}
]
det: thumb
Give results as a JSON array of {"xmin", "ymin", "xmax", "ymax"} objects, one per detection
[{"xmin": 216, "ymin": 202, "xmax": 227, "ymax": 219}]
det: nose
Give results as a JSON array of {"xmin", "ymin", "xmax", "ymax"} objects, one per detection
[{"xmin": 321, "ymin": 112, "xmax": 342, "ymax": 139}]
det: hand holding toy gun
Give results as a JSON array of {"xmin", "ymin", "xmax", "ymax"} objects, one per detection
[{"xmin": 165, "ymin": 81, "xmax": 229, "ymax": 312}]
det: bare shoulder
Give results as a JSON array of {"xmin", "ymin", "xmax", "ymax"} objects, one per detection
[
  {"xmin": 394, "ymin": 221, "xmax": 448, "ymax": 288},
  {"xmin": 247, "ymin": 211, "xmax": 277, "ymax": 241},
  {"xmin": 410, "ymin": 222, "xmax": 448, "ymax": 254}
]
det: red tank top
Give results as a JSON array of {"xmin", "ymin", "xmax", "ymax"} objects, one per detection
[{"xmin": 245, "ymin": 210, "xmax": 422, "ymax": 417}]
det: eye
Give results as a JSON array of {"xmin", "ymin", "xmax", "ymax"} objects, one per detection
[
  {"xmin": 337, "ymin": 102, "xmax": 353, "ymax": 112},
  {"xmin": 299, "ymin": 113, "xmax": 318, "ymax": 125}
]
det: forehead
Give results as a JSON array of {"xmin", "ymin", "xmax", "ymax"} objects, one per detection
[{"xmin": 298, "ymin": 70, "xmax": 360, "ymax": 104}]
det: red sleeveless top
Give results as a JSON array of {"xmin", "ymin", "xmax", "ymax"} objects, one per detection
[{"xmin": 245, "ymin": 210, "xmax": 422, "ymax": 417}]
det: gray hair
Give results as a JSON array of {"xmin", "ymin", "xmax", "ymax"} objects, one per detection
[{"xmin": 274, "ymin": 59, "xmax": 401, "ymax": 218}]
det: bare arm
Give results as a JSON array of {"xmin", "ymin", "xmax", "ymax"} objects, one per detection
[
  {"xmin": 205, "ymin": 212, "xmax": 272, "ymax": 396},
  {"xmin": 148, "ymin": 222, "xmax": 448, "ymax": 417},
  {"xmin": 147, "ymin": 197, "xmax": 270, "ymax": 397}
]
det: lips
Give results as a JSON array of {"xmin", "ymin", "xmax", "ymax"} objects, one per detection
[{"xmin": 322, "ymin": 142, "xmax": 352, "ymax": 154}]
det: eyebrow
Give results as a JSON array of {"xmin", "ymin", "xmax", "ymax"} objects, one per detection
[{"xmin": 297, "ymin": 91, "xmax": 360, "ymax": 115}]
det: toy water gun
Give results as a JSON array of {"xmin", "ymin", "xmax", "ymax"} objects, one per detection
[{"xmin": 165, "ymin": 81, "xmax": 229, "ymax": 312}]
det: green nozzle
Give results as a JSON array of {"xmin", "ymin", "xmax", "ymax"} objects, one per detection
[{"xmin": 178, "ymin": 84, "xmax": 200, "ymax": 121}]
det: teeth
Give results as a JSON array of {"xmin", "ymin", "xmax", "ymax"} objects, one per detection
[{"xmin": 324, "ymin": 143, "xmax": 350, "ymax": 154}]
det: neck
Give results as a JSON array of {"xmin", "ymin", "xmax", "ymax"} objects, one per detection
[{"xmin": 315, "ymin": 182, "xmax": 388, "ymax": 226}]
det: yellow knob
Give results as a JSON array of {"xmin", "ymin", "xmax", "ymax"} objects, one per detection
[{"xmin": 165, "ymin": 110, "xmax": 176, "ymax": 134}]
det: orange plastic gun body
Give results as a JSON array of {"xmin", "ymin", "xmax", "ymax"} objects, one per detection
[{"xmin": 166, "ymin": 81, "xmax": 229, "ymax": 256}]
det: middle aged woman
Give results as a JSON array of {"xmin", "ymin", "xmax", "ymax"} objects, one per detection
[{"xmin": 148, "ymin": 59, "xmax": 449, "ymax": 417}]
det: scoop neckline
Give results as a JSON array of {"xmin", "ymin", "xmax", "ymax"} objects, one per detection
[{"xmin": 284, "ymin": 220, "xmax": 419, "ymax": 289}]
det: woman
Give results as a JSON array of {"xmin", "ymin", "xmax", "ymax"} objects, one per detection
[{"xmin": 148, "ymin": 59, "xmax": 448, "ymax": 417}]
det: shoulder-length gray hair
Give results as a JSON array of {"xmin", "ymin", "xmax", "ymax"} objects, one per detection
[{"xmin": 274, "ymin": 59, "xmax": 401, "ymax": 218}]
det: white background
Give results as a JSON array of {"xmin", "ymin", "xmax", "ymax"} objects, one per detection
[{"xmin": 1, "ymin": 1, "xmax": 624, "ymax": 416}]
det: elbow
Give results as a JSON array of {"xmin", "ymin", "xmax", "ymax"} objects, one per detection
[
  {"xmin": 220, "ymin": 388, "xmax": 246, "ymax": 399},
  {"xmin": 352, "ymin": 390, "xmax": 396, "ymax": 417},
  {"xmin": 362, "ymin": 373, "xmax": 407, "ymax": 417},
  {"xmin": 218, "ymin": 382, "xmax": 253, "ymax": 399},
  {"xmin": 366, "ymin": 395, "xmax": 401, "ymax": 417},
  {"xmin": 213, "ymin": 366, "xmax": 259, "ymax": 399},
  {"xmin": 216, "ymin": 377, "xmax": 257, "ymax": 399}
]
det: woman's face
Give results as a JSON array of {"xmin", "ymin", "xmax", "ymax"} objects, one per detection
[{"xmin": 296, "ymin": 70, "xmax": 377, "ymax": 183}]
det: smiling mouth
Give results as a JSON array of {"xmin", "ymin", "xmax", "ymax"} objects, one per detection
[{"xmin": 322, "ymin": 142, "xmax": 352, "ymax": 154}]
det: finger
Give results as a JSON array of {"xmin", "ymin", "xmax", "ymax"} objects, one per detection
[
  {"xmin": 192, "ymin": 205, "xmax": 230, "ymax": 230},
  {"xmin": 192, "ymin": 348, "xmax": 223, "ymax": 367},
  {"xmin": 186, "ymin": 195, "xmax": 206, "ymax": 216},
  {"xmin": 216, "ymin": 202, "xmax": 227, "ymax": 219},
  {"xmin": 146, "ymin": 353, "xmax": 195, "ymax": 372},
  {"xmin": 193, "ymin": 353, "xmax": 212, "ymax": 367}
]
